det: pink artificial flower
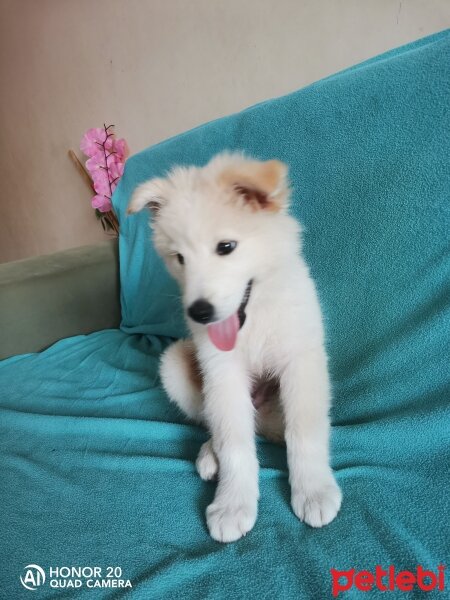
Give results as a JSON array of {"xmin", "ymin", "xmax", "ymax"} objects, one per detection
[
  {"xmin": 80, "ymin": 125, "xmax": 128, "ymax": 218},
  {"xmin": 111, "ymin": 138, "xmax": 129, "ymax": 160},
  {"xmin": 109, "ymin": 160, "xmax": 124, "ymax": 180},
  {"xmin": 80, "ymin": 128, "xmax": 105, "ymax": 157},
  {"xmin": 91, "ymin": 194, "xmax": 112, "ymax": 213},
  {"xmin": 85, "ymin": 153, "xmax": 104, "ymax": 175},
  {"xmin": 92, "ymin": 171, "xmax": 111, "ymax": 196}
]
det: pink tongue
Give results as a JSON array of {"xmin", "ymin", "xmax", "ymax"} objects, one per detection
[{"xmin": 207, "ymin": 312, "xmax": 240, "ymax": 351}]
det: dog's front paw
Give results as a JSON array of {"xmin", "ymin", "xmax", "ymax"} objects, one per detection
[
  {"xmin": 291, "ymin": 476, "xmax": 342, "ymax": 528},
  {"xmin": 206, "ymin": 501, "xmax": 257, "ymax": 543},
  {"xmin": 196, "ymin": 440, "xmax": 219, "ymax": 481}
]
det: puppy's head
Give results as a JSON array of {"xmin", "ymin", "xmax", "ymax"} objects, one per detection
[{"xmin": 128, "ymin": 153, "xmax": 295, "ymax": 349}]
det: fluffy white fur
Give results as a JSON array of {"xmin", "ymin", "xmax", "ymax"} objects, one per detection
[{"xmin": 128, "ymin": 152, "xmax": 342, "ymax": 542}]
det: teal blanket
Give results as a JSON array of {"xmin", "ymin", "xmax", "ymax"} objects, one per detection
[{"xmin": 1, "ymin": 31, "xmax": 449, "ymax": 598}]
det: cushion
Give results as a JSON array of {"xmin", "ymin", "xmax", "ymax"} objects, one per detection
[{"xmin": 1, "ymin": 30, "xmax": 449, "ymax": 598}]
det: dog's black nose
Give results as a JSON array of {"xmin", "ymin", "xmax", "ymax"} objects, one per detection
[{"xmin": 187, "ymin": 299, "xmax": 215, "ymax": 324}]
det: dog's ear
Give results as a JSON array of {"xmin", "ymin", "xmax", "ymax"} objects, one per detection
[
  {"xmin": 127, "ymin": 178, "xmax": 167, "ymax": 216},
  {"xmin": 220, "ymin": 159, "xmax": 289, "ymax": 212}
]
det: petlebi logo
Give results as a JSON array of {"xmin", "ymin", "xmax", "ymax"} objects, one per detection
[
  {"xmin": 20, "ymin": 564, "xmax": 46, "ymax": 591},
  {"xmin": 331, "ymin": 565, "xmax": 446, "ymax": 596}
]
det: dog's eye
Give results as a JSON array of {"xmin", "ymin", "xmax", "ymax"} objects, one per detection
[
  {"xmin": 216, "ymin": 241, "xmax": 237, "ymax": 256},
  {"xmin": 176, "ymin": 253, "xmax": 184, "ymax": 265}
]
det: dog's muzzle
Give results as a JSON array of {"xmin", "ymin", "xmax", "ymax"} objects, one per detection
[{"xmin": 204, "ymin": 279, "xmax": 254, "ymax": 351}]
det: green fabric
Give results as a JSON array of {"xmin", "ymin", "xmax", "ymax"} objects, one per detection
[
  {"xmin": 0, "ymin": 241, "xmax": 120, "ymax": 360},
  {"xmin": 1, "ymin": 31, "xmax": 450, "ymax": 598}
]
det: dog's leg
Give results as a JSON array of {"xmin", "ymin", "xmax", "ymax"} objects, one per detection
[
  {"xmin": 160, "ymin": 340, "xmax": 203, "ymax": 422},
  {"xmin": 201, "ymin": 354, "xmax": 258, "ymax": 543},
  {"xmin": 279, "ymin": 347, "xmax": 342, "ymax": 527},
  {"xmin": 195, "ymin": 439, "xmax": 219, "ymax": 481},
  {"xmin": 160, "ymin": 341, "xmax": 220, "ymax": 480}
]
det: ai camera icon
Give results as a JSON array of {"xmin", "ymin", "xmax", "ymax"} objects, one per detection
[{"xmin": 20, "ymin": 564, "xmax": 46, "ymax": 591}]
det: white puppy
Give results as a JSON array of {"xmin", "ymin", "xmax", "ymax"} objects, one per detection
[{"xmin": 128, "ymin": 153, "xmax": 342, "ymax": 542}]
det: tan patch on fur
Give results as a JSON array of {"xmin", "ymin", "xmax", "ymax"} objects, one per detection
[{"xmin": 218, "ymin": 159, "xmax": 288, "ymax": 211}]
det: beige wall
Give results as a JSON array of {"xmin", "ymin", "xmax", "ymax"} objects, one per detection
[{"xmin": 1, "ymin": 0, "xmax": 449, "ymax": 263}]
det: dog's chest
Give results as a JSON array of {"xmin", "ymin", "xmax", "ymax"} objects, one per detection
[{"xmin": 239, "ymin": 313, "xmax": 279, "ymax": 377}]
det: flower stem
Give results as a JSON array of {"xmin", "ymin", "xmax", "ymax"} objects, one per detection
[{"xmin": 101, "ymin": 123, "xmax": 114, "ymax": 199}]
